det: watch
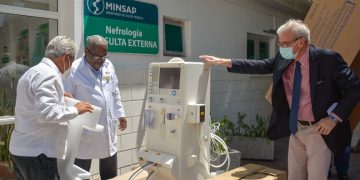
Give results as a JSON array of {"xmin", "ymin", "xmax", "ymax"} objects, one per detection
[{"xmin": 329, "ymin": 113, "xmax": 339, "ymax": 123}]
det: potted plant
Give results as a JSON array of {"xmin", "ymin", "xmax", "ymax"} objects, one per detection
[
  {"xmin": 229, "ymin": 113, "xmax": 274, "ymax": 160},
  {"xmin": 0, "ymin": 88, "xmax": 15, "ymax": 178}
]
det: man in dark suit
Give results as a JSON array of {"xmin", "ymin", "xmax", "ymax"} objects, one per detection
[{"xmin": 200, "ymin": 19, "xmax": 360, "ymax": 180}]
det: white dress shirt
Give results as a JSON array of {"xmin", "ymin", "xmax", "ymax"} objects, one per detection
[
  {"xmin": 63, "ymin": 56, "xmax": 125, "ymax": 159},
  {"xmin": 10, "ymin": 58, "xmax": 78, "ymax": 158}
]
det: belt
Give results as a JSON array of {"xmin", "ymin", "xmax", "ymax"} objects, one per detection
[{"xmin": 297, "ymin": 120, "xmax": 314, "ymax": 126}]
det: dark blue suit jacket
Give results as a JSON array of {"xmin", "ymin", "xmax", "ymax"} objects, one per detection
[{"xmin": 228, "ymin": 45, "xmax": 360, "ymax": 153}]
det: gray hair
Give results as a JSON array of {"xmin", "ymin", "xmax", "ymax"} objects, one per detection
[
  {"xmin": 86, "ymin": 35, "xmax": 108, "ymax": 49},
  {"xmin": 45, "ymin": 36, "xmax": 78, "ymax": 60},
  {"xmin": 277, "ymin": 19, "xmax": 311, "ymax": 43}
]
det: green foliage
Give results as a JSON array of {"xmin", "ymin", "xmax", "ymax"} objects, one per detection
[
  {"xmin": 0, "ymin": 88, "xmax": 14, "ymax": 171},
  {"xmin": 210, "ymin": 113, "xmax": 270, "ymax": 156},
  {"xmin": 238, "ymin": 114, "xmax": 269, "ymax": 138},
  {"xmin": 0, "ymin": 125, "xmax": 13, "ymax": 162},
  {"xmin": 213, "ymin": 112, "xmax": 269, "ymax": 138},
  {"xmin": 211, "ymin": 116, "xmax": 232, "ymax": 144},
  {"xmin": 234, "ymin": 112, "xmax": 246, "ymax": 136},
  {"xmin": 0, "ymin": 89, "xmax": 13, "ymax": 116},
  {"xmin": 210, "ymin": 116, "xmax": 233, "ymax": 155}
]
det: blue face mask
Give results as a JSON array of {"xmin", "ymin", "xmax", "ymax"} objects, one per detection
[{"xmin": 279, "ymin": 47, "xmax": 295, "ymax": 60}]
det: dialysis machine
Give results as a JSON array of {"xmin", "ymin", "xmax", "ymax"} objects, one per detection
[
  {"xmin": 58, "ymin": 98, "xmax": 103, "ymax": 180},
  {"xmin": 137, "ymin": 58, "xmax": 212, "ymax": 180}
]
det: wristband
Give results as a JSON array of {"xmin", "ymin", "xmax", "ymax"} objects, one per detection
[{"xmin": 329, "ymin": 113, "xmax": 339, "ymax": 123}]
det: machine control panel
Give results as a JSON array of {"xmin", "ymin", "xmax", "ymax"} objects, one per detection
[{"xmin": 148, "ymin": 65, "xmax": 181, "ymax": 97}]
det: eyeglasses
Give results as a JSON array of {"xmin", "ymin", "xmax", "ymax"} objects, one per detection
[
  {"xmin": 86, "ymin": 48, "xmax": 107, "ymax": 61},
  {"xmin": 278, "ymin": 37, "xmax": 301, "ymax": 48}
]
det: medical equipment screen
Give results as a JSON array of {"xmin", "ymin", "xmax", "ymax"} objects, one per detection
[{"xmin": 159, "ymin": 68, "xmax": 180, "ymax": 89}]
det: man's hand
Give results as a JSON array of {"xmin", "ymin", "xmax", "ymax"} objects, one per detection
[
  {"xmin": 119, "ymin": 117, "xmax": 127, "ymax": 131},
  {"xmin": 75, "ymin": 102, "xmax": 93, "ymax": 115},
  {"xmin": 64, "ymin": 92, "xmax": 73, "ymax": 98},
  {"xmin": 199, "ymin": 55, "xmax": 231, "ymax": 66},
  {"xmin": 315, "ymin": 117, "xmax": 337, "ymax": 135}
]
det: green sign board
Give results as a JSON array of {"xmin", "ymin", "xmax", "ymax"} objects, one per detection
[{"xmin": 84, "ymin": 0, "xmax": 158, "ymax": 54}]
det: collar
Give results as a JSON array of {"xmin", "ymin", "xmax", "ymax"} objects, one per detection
[
  {"xmin": 41, "ymin": 57, "xmax": 61, "ymax": 76},
  {"xmin": 296, "ymin": 46, "xmax": 310, "ymax": 65}
]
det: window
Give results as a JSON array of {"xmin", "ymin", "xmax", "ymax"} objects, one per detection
[
  {"xmin": 247, "ymin": 39, "xmax": 255, "ymax": 59},
  {"xmin": 0, "ymin": 0, "xmax": 57, "ymax": 11},
  {"xmin": 163, "ymin": 18, "xmax": 185, "ymax": 57},
  {"xmin": 0, "ymin": 1, "xmax": 58, "ymax": 167},
  {"xmin": 0, "ymin": 1, "xmax": 58, "ymax": 113},
  {"xmin": 247, "ymin": 33, "xmax": 270, "ymax": 60},
  {"xmin": 0, "ymin": 15, "xmax": 57, "ymax": 67}
]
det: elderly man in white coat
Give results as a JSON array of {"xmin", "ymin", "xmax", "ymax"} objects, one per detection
[
  {"xmin": 9, "ymin": 36, "xmax": 94, "ymax": 180},
  {"xmin": 63, "ymin": 35, "xmax": 127, "ymax": 179}
]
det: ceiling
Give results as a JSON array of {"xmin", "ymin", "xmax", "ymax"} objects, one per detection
[{"xmin": 253, "ymin": 0, "xmax": 312, "ymax": 18}]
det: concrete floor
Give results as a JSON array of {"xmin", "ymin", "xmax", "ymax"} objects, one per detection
[{"xmin": 240, "ymin": 137, "xmax": 360, "ymax": 180}]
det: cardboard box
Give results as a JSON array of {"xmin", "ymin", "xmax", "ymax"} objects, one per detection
[
  {"xmin": 349, "ymin": 50, "xmax": 360, "ymax": 130},
  {"xmin": 265, "ymin": 83, "xmax": 272, "ymax": 104},
  {"xmin": 305, "ymin": 0, "xmax": 360, "ymax": 64},
  {"xmin": 209, "ymin": 164, "xmax": 287, "ymax": 180},
  {"xmin": 265, "ymin": 0, "xmax": 360, "ymax": 129},
  {"xmin": 111, "ymin": 168, "xmax": 148, "ymax": 180}
]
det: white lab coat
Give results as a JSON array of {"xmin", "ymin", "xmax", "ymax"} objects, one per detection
[
  {"xmin": 10, "ymin": 58, "xmax": 78, "ymax": 158},
  {"xmin": 63, "ymin": 56, "xmax": 125, "ymax": 159}
]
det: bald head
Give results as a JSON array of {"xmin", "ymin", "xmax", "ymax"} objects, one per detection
[
  {"xmin": 84, "ymin": 35, "xmax": 108, "ymax": 70},
  {"xmin": 86, "ymin": 35, "xmax": 108, "ymax": 49}
]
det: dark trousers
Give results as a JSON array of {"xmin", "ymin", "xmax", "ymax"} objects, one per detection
[
  {"xmin": 334, "ymin": 145, "xmax": 351, "ymax": 173},
  {"xmin": 74, "ymin": 153, "xmax": 117, "ymax": 179},
  {"xmin": 10, "ymin": 153, "xmax": 59, "ymax": 180}
]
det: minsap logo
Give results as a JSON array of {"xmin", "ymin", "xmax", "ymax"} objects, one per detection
[
  {"xmin": 87, "ymin": 0, "xmax": 105, "ymax": 15},
  {"xmin": 87, "ymin": 0, "xmax": 137, "ymax": 16}
]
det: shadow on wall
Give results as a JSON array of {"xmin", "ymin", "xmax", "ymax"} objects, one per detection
[{"xmin": 135, "ymin": 86, "xmax": 147, "ymax": 155}]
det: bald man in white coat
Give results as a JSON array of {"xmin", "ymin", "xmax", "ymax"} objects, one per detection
[{"xmin": 63, "ymin": 35, "xmax": 127, "ymax": 179}]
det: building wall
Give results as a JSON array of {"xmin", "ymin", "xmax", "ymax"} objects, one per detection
[{"xmin": 58, "ymin": 0, "xmax": 305, "ymax": 177}]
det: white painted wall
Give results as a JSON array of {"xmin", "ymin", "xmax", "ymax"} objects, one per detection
[{"xmin": 58, "ymin": 0, "xmax": 306, "ymax": 177}]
